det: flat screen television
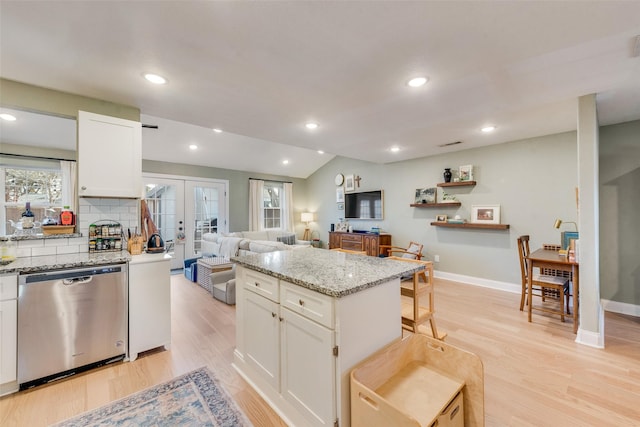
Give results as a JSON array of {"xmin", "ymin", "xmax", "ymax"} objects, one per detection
[{"xmin": 344, "ymin": 190, "xmax": 384, "ymax": 220}]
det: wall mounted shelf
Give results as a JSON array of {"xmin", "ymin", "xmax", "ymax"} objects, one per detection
[
  {"xmin": 410, "ymin": 203, "xmax": 461, "ymax": 208},
  {"xmin": 430, "ymin": 222, "xmax": 510, "ymax": 230},
  {"xmin": 437, "ymin": 181, "xmax": 476, "ymax": 188}
]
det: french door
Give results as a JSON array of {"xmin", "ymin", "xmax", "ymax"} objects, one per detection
[{"xmin": 142, "ymin": 174, "xmax": 228, "ymax": 269}]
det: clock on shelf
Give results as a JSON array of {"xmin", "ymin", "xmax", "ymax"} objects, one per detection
[{"xmin": 334, "ymin": 173, "xmax": 344, "ymax": 186}]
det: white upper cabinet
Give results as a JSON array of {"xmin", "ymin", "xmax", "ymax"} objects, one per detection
[{"xmin": 78, "ymin": 111, "xmax": 141, "ymax": 198}]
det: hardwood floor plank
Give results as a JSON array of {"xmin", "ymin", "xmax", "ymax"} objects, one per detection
[{"xmin": 1, "ymin": 273, "xmax": 639, "ymax": 426}]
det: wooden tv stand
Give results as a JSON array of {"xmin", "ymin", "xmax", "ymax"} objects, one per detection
[{"xmin": 329, "ymin": 231, "xmax": 391, "ymax": 257}]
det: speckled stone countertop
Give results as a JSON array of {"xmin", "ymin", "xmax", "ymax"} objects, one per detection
[
  {"xmin": 0, "ymin": 233, "xmax": 82, "ymax": 241},
  {"xmin": 0, "ymin": 251, "xmax": 131, "ymax": 274},
  {"xmin": 232, "ymin": 247, "xmax": 423, "ymax": 298}
]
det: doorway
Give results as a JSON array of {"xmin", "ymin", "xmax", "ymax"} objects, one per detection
[{"xmin": 142, "ymin": 173, "xmax": 228, "ymax": 269}]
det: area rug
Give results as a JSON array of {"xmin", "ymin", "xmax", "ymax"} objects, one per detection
[{"xmin": 52, "ymin": 367, "xmax": 253, "ymax": 427}]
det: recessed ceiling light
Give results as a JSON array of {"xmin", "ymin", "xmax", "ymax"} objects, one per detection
[
  {"xmin": 144, "ymin": 73, "xmax": 167, "ymax": 85},
  {"xmin": 189, "ymin": 144, "xmax": 198, "ymax": 150},
  {"xmin": 317, "ymin": 150, "xmax": 325, "ymax": 154},
  {"xmin": 407, "ymin": 77, "xmax": 428, "ymax": 87},
  {"xmin": 305, "ymin": 122, "xmax": 319, "ymax": 130},
  {"xmin": 213, "ymin": 128, "xmax": 222, "ymax": 133},
  {"xmin": 282, "ymin": 159, "xmax": 289, "ymax": 165},
  {"xmin": 390, "ymin": 146, "xmax": 400, "ymax": 153},
  {"xmin": 0, "ymin": 113, "xmax": 17, "ymax": 121},
  {"xmin": 481, "ymin": 126, "xmax": 496, "ymax": 133}
]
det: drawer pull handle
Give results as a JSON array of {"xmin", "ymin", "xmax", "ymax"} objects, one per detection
[
  {"xmin": 272, "ymin": 312, "xmax": 277, "ymax": 318},
  {"xmin": 298, "ymin": 299, "xmax": 305, "ymax": 306},
  {"xmin": 450, "ymin": 405, "xmax": 460, "ymax": 419},
  {"xmin": 255, "ymin": 282, "xmax": 260, "ymax": 287},
  {"xmin": 358, "ymin": 392, "xmax": 379, "ymax": 410}
]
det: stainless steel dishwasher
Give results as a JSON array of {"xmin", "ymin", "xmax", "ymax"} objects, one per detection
[{"xmin": 18, "ymin": 263, "xmax": 127, "ymax": 389}]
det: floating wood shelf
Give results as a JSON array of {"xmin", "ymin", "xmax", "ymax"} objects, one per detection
[
  {"xmin": 410, "ymin": 203, "xmax": 461, "ymax": 208},
  {"xmin": 437, "ymin": 181, "xmax": 476, "ymax": 187},
  {"xmin": 430, "ymin": 222, "xmax": 510, "ymax": 230}
]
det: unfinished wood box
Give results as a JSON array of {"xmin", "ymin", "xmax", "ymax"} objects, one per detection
[{"xmin": 351, "ymin": 333, "xmax": 484, "ymax": 427}]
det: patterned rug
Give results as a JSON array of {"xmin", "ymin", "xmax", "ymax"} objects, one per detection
[{"xmin": 52, "ymin": 367, "xmax": 253, "ymax": 427}]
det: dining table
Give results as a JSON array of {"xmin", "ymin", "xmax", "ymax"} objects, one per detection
[{"xmin": 527, "ymin": 248, "xmax": 580, "ymax": 333}]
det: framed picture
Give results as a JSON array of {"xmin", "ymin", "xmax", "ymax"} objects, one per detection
[
  {"xmin": 459, "ymin": 164, "xmax": 474, "ymax": 181},
  {"xmin": 336, "ymin": 221, "xmax": 349, "ymax": 232},
  {"xmin": 337, "ymin": 202, "xmax": 344, "ymax": 210},
  {"xmin": 561, "ymin": 231, "xmax": 579, "ymax": 251},
  {"xmin": 471, "ymin": 204, "xmax": 500, "ymax": 224},
  {"xmin": 336, "ymin": 187, "xmax": 344, "ymax": 203},
  {"xmin": 436, "ymin": 214, "xmax": 447, "ymax": 222},
  {"xmin": 345, "ymin": 174, "xmax": 355, "ymax": 192},
  {"xmin": 415, "ymin": 187, "xmax": 437, "ymax": 204}
]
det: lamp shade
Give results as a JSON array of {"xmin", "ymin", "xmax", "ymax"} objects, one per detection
[{"xmin": 301, "ymin": 212, "xmax": 314, "ymax": 223}]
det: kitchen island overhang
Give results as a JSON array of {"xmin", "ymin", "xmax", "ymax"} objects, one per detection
[{"xmin": 232, "ymin": 247, "xmax": 423, "ymax": 427}]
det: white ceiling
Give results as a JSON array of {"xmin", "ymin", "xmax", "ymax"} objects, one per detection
[{"xmin": 1, "ymin": 1, "xmax": 639, "ymax": 178}]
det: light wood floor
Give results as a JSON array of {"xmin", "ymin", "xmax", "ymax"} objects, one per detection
[{"xmin": 1, "ymin": 273, "xmax": 639, "ymax": 426}]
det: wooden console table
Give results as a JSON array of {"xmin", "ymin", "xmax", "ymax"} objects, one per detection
[{"xmin": 329, "ymin": 231, "xmax": 391, "ymax": 257}]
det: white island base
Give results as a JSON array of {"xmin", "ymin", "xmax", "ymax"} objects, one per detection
[{"xmin": 233, "ymin": 264, "xmax": 402, "ymax": 427}]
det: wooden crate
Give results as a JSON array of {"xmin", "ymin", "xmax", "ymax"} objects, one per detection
[
  {"xmin": 351, "ymin": 333, "xmax": 484, "ymax": 427},
  {"xmin": 42, "ymin": 225, "xmax": 75, "ymax": 235}
]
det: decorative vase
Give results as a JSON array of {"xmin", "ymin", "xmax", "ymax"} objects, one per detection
[{"xmin": 443, "ymin": 168, "xmax": 452, "ymax": 183}]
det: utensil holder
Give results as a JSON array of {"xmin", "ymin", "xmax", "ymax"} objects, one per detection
[{"xmin": 128, "ymin": 236, "xmax": 143, "ymax": 255}]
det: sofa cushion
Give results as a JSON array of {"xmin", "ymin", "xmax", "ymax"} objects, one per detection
[
  {"xmin": 249, "ymin": 240, "xmax": 288, "ymax": 253},
  {"xmin": 241, "ymin": 231, "xmax": 270, "ymax": 241},
  {"xmin": 276, "ymin": 234, "xmax": 296, "ymax": 245}
]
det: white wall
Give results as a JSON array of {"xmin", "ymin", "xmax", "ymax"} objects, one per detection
[{"xmin": 307, "ymin": 131, "xmax": 578, "ymax": 287}]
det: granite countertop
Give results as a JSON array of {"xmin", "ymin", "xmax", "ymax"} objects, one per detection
[
  {"xmin": 232, "ymin": 247, "xmax": 424, "ymax": 298},
  {"xmin": 0, "ymin": 251, "xmax": 131, "ymax": 274}
]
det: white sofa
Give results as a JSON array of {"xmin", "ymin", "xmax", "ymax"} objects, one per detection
[
  {"xmin": 202, "ymin": 230, "xmax": 309, "ymax": 257},
  {"xmin": 201, "ymin": 231, "xmax": 309, "ymax": 305}
]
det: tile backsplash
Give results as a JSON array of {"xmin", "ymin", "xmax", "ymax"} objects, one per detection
[{"xmin": 78, "ymin": 198, "xmax": 140, "ymax": 237}]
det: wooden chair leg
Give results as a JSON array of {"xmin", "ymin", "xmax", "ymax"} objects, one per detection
[{"xmin": 520, "ymin": 285, "xmax": 526, "ymax": 311}]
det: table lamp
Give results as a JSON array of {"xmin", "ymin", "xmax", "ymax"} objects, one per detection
[
  {"xmin": 301, "ymin": 212, "xmax": 313, "ymax": 241},
  {"xmin": 553, "ymin": 219, "xmax": 578, "ymax": 231}
]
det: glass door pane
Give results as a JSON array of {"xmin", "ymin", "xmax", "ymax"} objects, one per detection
[
  {"xmin": 185, "ymin": 181, "xmax": 227, "ymax": 259},
  {"xmin": 141, "ymin": 177, "xmax": 184, "ymax": 270}
]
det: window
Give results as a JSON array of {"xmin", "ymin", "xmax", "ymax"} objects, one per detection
[
  {"xmin": 262, "ymin": 182, "xmax": 282, "ymax": 229},
  {"xmin": 2, "ymin": 166, "xmax": 62, "ymax": 234}
]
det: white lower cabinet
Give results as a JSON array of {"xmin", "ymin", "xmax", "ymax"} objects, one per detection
[
  {"xmin": 0, "ymin": 274, "xmax": 18, "ymax": 396},
  {"xmin": 281, "ymin": 306, "xmax": 335, "ymax": 426},
  {"xmin": 128, "ymin": 254, "xmax": 172, "ymax": 361},
  {"xmin": 235, "ymin": 265, "xmax": 401, "ymax": 427},
  {"xmin": 244, "ymin": 289, "xmax": 280, "ymax": 390}
]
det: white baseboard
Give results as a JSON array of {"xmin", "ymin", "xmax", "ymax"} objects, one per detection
[
  {"xmin": 434, "ymin": 270, "xmax": 520, "ymax": 294},
  {"xmin": 601, "ymin": 299, "xmax": 640, "ymax": 317},
  {"xmin": 575, "ymin": 328, "xmax": 604, "ymax": 348}
]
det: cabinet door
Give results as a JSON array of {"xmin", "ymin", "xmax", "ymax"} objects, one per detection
[
  {"xmin": 244, "ymin": 290, "xmax": 280, "ymax": 390},
  {"xmin": 128, "ymin": 257, "xmax": 171, "ymax": 361},
  {"xmin": 363, "ymin": 235, "xmax": 379, "ymax": 257},
  {"xmin": 78, "ymin": 111, "xmax": 142, "ymax": 198},
  {"xmin": 281, "ymin": 307, "xmax": 335, "ymax": 427},
  {"xmin": 0, "ymin": 299, "xmax": 17, "ymax": 385},
  {"xmin": 328, "ymin": 232, "xmax": 341, "ymax": 250}
]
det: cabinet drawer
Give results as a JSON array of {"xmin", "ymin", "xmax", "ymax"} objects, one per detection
[
  {"xmin": 0, "ymin": 275, "xmax": 17, "ymax": 301},
  {"xmin": 244, "ymin": 269, "xmax": 279, "ymax": 302},
  {"xmin": 281, "ymin": 281, "xmax": 334, "ymax": 329},
  {"xmin": 340, "ymin": 234, "xmax": 362, "ymax": 243}
]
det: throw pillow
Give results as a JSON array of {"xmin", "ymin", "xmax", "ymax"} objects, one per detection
[{"xmin": 277, "ymin": 234, "xmax": 296, "ymax": 245}]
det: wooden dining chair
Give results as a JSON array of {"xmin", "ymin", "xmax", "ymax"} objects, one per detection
[
  {"xmin": 517, "ymin": 235, "xmax": 570, "ymax": 322},
  {"xmin": 380, "ymin": 241, "xmax": 424, "ymax": 259}
]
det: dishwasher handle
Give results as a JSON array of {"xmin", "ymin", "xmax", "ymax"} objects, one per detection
[{"xmin": 63, "ymin": 276, "xmax": 93, "ymax": 285}]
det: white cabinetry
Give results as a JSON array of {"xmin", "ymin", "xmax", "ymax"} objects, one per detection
[
  {"xmin": 78, "ymin": 111, "xmax": 142, "ymax": 198},
  {"xmin": 0, "ymin": 274, "xmax": 18, "ymax": 396},
  {"xmin": 128, "ymin": 254, "xmax": 171, "ymax": 361},
  {"xmin": 235, "ymin": 266, "xmax": 400, "ymax": 427}
]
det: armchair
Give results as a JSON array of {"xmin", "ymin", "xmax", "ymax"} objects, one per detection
[
  {"xmin": 183, "ymin": 257, "xmax": 201, "ymax": 282},
  {"xmin": 210, "ymin": 266, "xmax": 237, "ymax": 305}
]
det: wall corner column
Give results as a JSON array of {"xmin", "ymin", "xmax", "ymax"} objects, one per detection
[{"xmin": 576, "ymin": 94, "xmax": 604, "ymax": 348}]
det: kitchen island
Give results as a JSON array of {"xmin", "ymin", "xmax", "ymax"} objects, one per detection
[{"xmin": 232, "ymin": 247, "xmax": 422, "ymax": 427}]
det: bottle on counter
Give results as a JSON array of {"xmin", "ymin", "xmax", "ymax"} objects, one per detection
[{"xmin": 60, "ymin": 206, "xmax": 75, "ymax": 226}]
